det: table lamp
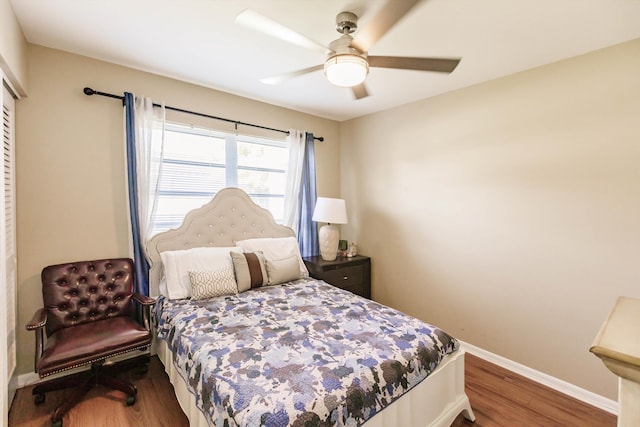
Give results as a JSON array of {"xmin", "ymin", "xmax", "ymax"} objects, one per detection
[{"xmin": 312, "ymin": 197, "xmax": 347, "ymax": 261}]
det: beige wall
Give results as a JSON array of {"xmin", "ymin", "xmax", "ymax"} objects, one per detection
[
  {"xmin": 0, "ymin": 0, "xmax": 28, "ymax": 94},
  {"xmin": 340, "ymin": 38, "xmax": 640, "ymax": 400},
  {"xmin": 15, "ymin": 44, "xmax": 340, "ymax": 376}
]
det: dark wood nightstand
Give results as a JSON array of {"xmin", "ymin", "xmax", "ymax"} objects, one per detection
[{"xmin": 303, "ymin": 255, "xmax": 371, "ymax": 299}]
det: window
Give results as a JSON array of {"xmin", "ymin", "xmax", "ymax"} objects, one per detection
[{"xmin": 151, "ymin": 123, "xmax": 288, "ymax": 236}]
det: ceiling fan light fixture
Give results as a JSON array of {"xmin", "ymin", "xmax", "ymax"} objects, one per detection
[{"xmin": 324, "ymin": 54, "xmax": 369, "ymax": 87}]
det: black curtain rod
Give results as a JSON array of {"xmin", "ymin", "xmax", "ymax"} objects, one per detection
[{"xmin": 83, "ymin": 87, "xmax": 324, "ymax": 142}]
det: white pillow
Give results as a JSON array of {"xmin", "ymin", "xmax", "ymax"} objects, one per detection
[
  {"xmin": 266, "ymin": 255, "xmax": 301, "ymax": 285},
  {"xmin": 159, "ymin": 277, "xmax": 168, "ymax": 297},
  {"xmin": 235, "ymin": 236, "xmax": 308, "ymax": 278},
  {"xmin": 160, "ymin": 246, "xmax": 243, "ymax": 299}
]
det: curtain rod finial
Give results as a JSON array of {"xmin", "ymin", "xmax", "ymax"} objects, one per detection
[{"xmin": 83, "ymin": 87, "xmax": 95, "ymax": 96}]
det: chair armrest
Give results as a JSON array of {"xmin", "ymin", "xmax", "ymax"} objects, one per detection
[
  {"xmin": 26, "ymin": 308, "xmax": 47, "ymax": 331},
  {"xmin": 132, "ymin": 292, "xmax": 156, "ymax": 306},
  {"xmin": 132, "ymin": 293, "xmax": 156, "ymax": 332},
  {"xmin": 26, "ymin": 308, "xmax": 47, "ymax": 373}
]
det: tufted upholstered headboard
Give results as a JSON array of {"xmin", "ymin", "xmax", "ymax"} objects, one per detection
[{"xmin": 146, "ymin": 187, "xmax": 295, "ymax": 297}]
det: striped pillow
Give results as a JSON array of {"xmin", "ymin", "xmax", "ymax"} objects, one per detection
[{"xmin": 230, "ymin": 251, "xmax": 268, "ymax": 292}]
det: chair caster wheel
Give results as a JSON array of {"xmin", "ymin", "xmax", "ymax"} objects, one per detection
[
  {"xmin": 34, "ymin": 393, "xmax": 45, "ymax": 405},
  {"xmin": 126, "ymin": 395, "xmax": 136, "ymax": 406}
]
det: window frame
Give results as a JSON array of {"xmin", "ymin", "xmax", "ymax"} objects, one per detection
[{"xmin": 151, "ymin": 122, "xmax": 289, "ymax": 235}]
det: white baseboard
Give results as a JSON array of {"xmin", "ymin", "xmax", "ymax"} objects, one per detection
[
  {"xmin": 460, "ymin": 341, "xmax": 618, "ymax": 415},
  {"xmin": 17, "ymin": 372, "xmax": 39, "ymax": 388}
]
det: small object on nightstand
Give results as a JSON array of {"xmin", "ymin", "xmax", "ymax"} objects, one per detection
[
  {"xmin": 303, "ymin": 254, "xmax": 371, "ymax": 299},
  {"xmin": 347, "ymin": 242, "xmax": 357, "ymax": 257},
  {"xmin": 339, "ymin": 240, "xmax": 348, "ymax": 257}
]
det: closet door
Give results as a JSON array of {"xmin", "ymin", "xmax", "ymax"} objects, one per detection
[{"xmin": 1, "ymin": 77, "xmax": 17, "ymax": 423}]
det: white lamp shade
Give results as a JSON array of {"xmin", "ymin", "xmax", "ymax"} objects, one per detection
[
  {"xmin": 312, "ymin": 197, "xmax": 347, "ymax": 225},
  {"xmin": 324, "ymin": 54, "xmax": 369, "ymax": 87}
]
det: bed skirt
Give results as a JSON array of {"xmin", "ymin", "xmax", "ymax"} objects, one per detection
[{"xmin": 157, "ymin": 338, "xmax": 475, "ymax": 427}]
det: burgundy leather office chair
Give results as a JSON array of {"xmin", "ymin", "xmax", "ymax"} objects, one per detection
[{"xmin": 26, "ymin": 258, "xmax": 156, "ymax": 427}]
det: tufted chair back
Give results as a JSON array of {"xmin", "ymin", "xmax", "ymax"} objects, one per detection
[{"xmin": 41, "ymin": 258, "xmax": 135, "ymax": 337}]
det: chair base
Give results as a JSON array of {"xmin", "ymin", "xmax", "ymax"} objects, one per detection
[{"xmin": 33, "ymin": 353, "xmax": 150, "ymax": 426}]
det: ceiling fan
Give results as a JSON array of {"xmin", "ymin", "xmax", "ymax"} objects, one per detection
[{"xmin": 235, "ymin": 0, "xmax": 461, "ymax": 100}]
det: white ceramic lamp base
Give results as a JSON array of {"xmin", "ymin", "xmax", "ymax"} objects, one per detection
[{"xmin": 318, "ymin": 224, "xmax": 339, "ymax": 261}]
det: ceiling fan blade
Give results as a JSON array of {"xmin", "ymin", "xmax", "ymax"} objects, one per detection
[
  {"xmin": 351, "ymin": 0, "xmax": 421, "ymax": 53},
  {"xmin": 351, "ymin": 83, "xmax": 369, "ymax": 100},
  {"xmin": 260, "ymin": 65, "xmax": 324, "ymax": 85},
  {"xmin": 236, "ymin": 9, "xmax": 329, "ymax": 54},
  {"xmin": 368, "ymin": 56, "xmax": 461, "ymax": 73}
]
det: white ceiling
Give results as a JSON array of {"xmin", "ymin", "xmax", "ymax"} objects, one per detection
[{"xmin": 10, "ymin": 0, "xmax": 640, "ymax": 121}]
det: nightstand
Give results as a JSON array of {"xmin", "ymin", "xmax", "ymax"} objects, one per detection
[{"xmin": 303, "ymin": 255, "xmax": 371, "ymax": 299}]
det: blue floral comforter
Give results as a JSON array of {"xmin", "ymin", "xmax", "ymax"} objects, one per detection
[{"xmin": 155, "ymin": 278, "xmax": 458, "ymax": 427}]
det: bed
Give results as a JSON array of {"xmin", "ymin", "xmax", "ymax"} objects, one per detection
[{"xmin": 146, "ymin": 188, "xmax": 475, "ymax": 426}]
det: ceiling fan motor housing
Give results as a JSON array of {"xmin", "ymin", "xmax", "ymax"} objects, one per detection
[{"xmin": 329, "ymin": 34, "xmax": 364, "ymax": 56}]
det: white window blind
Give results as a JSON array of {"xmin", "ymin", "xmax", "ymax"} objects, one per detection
[
  {"xmin": 2, "ymin": 82, "xmax": 17, "ymax": 390},
  {"xmin": 151, "ymin": 123, "xmax": 288, "ymax": 236},
  {"xmin": 0, "ymin": 80, "xmax": 17, "ymax": 414}
]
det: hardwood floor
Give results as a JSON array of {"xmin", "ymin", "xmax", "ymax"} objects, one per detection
[
  {"xmin": 452, "ymin": 353, "xmax": 616, "ymax": 427},
  {"xmin": 10, "ymin": 353, "xmax": 615, "ymax": 426},
  {"xmin": 9, "ymin": 357, "xmax": 189, "ymax": 427}
]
